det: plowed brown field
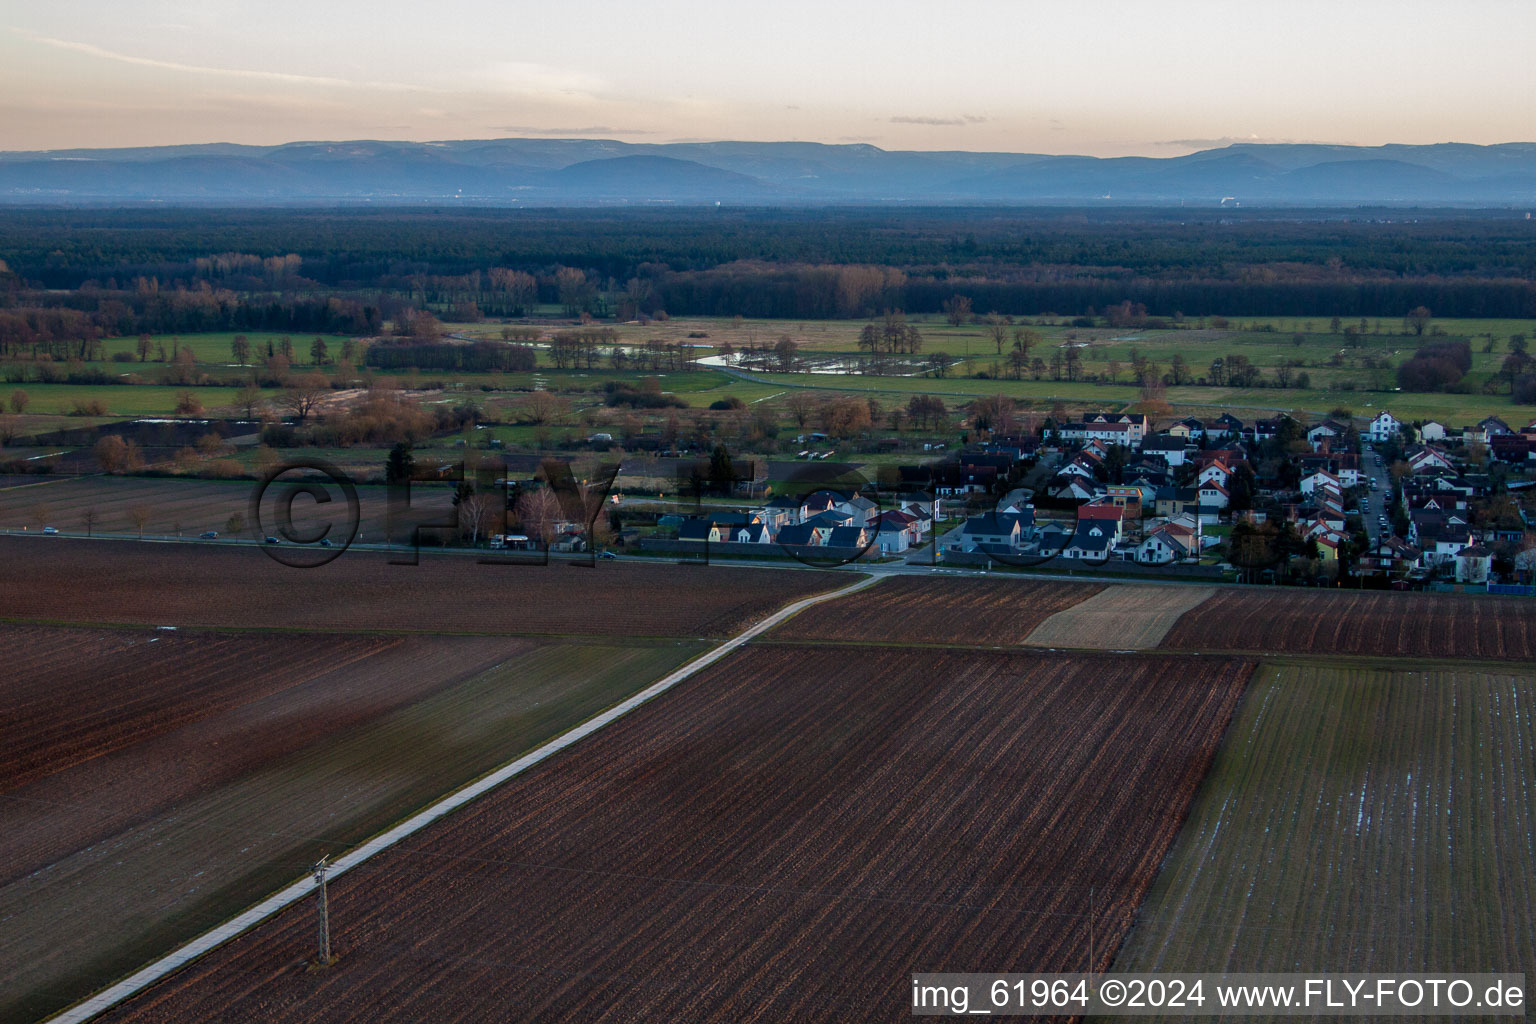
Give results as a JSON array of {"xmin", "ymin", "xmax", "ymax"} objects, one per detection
[
  {"xmin": 774, "ymin": 575, "xmax": 1103, "ymax": 645},
  {"xmin": 1159, "ymin": 588, "xmax": 1536, "ymax": 661},
  {"xmin": 0, "ymin": 536, "xmax": 840, "ymax": 638},
  {"xmin": 106, "ymin": 646, "xmax": 1254, "ymax": 1024},
  {"xmin": 0, "ymin": 626, "xmax": 394, "ymax": 792},
  {"xmin": 0, "ymin": 624, "xmax": 705, "ymax": 1024}
]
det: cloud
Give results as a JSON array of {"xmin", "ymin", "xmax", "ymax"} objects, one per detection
[
  {"xmin": 1154, "ymin": 135, "xmax": 1343, "ymax": 148},
  {"xmin": 458, "ymin": 61, "xmax": 605, "ymax": 97},
  {"xmin": 889, "ymin": 114, "xmax": 988, "ymax": 127},
  {"xmin": 14, "ymin": 29, "xmax": 424, "ymax": 91},
  {"xmin": 490, "ymin": 125, "xmax": 653, "ymax": 136}
]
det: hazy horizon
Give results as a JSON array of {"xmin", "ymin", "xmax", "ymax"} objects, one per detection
[{"xmin": 5, "ymin": 0, "xmax": 1533, "ymax": 157}]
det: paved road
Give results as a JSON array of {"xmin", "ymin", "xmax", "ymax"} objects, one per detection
[{"xmin": 1359, "ymin": 444, "xmax": 1393, "ymax": 543}]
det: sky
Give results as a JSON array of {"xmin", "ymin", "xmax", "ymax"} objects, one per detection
[{"xmin": 3, "ymin": 0, "xmax": 1534, "ymax": 156}]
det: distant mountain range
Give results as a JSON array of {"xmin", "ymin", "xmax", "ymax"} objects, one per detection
[{"xmin": 1, "ymin": 138, "xmax": 1534, "ymax": 205}]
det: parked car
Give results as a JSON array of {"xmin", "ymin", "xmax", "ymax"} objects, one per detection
[
  {"xmin": 41, "ymin": 526, "xmax": 58, "ymax": 535},
  {"xmin": 199, "ymin": 530, "xmax": 218, "ymax": 539}
]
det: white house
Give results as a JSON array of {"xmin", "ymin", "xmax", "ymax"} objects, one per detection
[
  {"xmin": 1307, "ymin": 420, "xmax": 1347, "ymax": 450},
  {"xmin": 1367, "ymin": 410, "xmax": 1401, "ymax": 443},
  {"xmin": 1197, "ymin": 481, "xmax": 1230, "ymax": 510},
  {"xmin": 1135, "ymin": 524, "xmax": 1196, "ymax": 564},
  {"xmin": 1141, "ymin": 435, "xmax": 1189, "ymax": 467},
  {"xmin": 1300, "ymin": 470, "xmax": 1342, "ymax": 496},
  {"xmin": 1197, "ymin": 461, "xmax": 1231, "ymax": 488},
  {"xmin": 1456, "ymin": 545, "xmax": 1492, "ymax": 583},
  {"xmin": 1419, "ymin": 420, "xmax": 1447, "ymax": 443}
]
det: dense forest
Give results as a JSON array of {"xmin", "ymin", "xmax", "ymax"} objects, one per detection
[{"xmin": 2, "ymin": 208, "xmax": 1534, "ymax": 351}]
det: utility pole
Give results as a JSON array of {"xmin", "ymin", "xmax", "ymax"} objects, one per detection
[
  {"xmin": 1087, "ymin": 886, "xmax": 1095, "ymax": 978},
  {"xmin": 312, "ymin": 856, "xmax": 335, "ymax": 967}
]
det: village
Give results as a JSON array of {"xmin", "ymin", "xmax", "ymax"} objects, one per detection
[{"xmin": 663, "ymin": 408, "xmax": 1536, "ymax": 587}]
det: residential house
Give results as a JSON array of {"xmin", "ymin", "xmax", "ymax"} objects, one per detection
[
  {"xmin": 678, "ymin": 519, "xmax": 722, "ymax": 543},
  {"xmin": 1300, "ymin": 469, "xmax": 1342, "ymax": 496},
  {"xmin": 1061, "ymin": 521, "xmax": 1116, "ymax": 560},
  {"xmin": 1366, "ymin": 410, "xmax": 1402, "ymax": 443},
  {"xmin": 1154, "ymin": 486, "xmax": 1200, "ymax": 518},
  {"xmin": 1169, "ymin": 417, "xmax": 1204, "ymax": 440},
  {"xmin": 1419, "ymin": 420, "xmax": 1448, "ymax": 442},
  {"xmin": 1135, "ymin": 523, "xmax": 1197, "ymax": 564},
  {"xmin": 1307, "ymin": 419, "xmax": 1348, "ymax": 451},
  {"xmin": 1141, "ymin": 434, "xmax": 1189, "ymax": 466},
  {"xmin": 932, "ymin": 464, "xmax": 997, "ymax": 496},
  {"xmin": 1315, "ymin": 531, "xmax": 1344, "ymax": 562},
  {"xmin": 897, "ymin": 492, "xmax": 941, "ymax": 522},
  {"xmin": 875, "ymin": 510, "xmax": 922, "ymax": 554},
  {"xmin": 826, "ymin": 525, "xmax": 869, "ymax": 549},
  {"xmin": 1076, "ymin": 502, "xmax": 1126, "ymax": 543},
  {"xmin": 1478, "ymin": 416, "xmax": 1513, "ymax": 437},
  {"xmin": 1197, "ymin": 460, "xmax": 1231, "ymax": 489},
  {"xmin": 1207, "ymin": 413, "xmax": 1244, "ymax": 440},
  {"xmin": 951, "ymin": 513, "xmax": 1023, "ymax": 553},
  {"xmin": 835, "ymin": 492, "xmax": 879, "ymax": 526},
  {"xmin": 1456, "ymin": 545, "xmax": 1493, "ymax": 583},
  {"xmin": 761, "ymin": 494, "xmax": 805, "ymax": 528},
  {"xmin": 728, "ymin": 522, "xmax": 773, "ymax": 544},
  {"xmin": 776, "ymin": 522, "xmax": 828, "ymax": 547},
  {"xmin": 1103, "ymin": 484, "xmax": 1143, "ymax": 519},
  {"xmin": 1409, "ymin": 509, "xmax": 1474, "ymax": 564},
  {"xmin": 1196, "ymin": 480, "xmax": 1231, "ymax": 510},
  {"xmin": 1406, "ymin": 445, "xmax": 1456, "ymax": 474}
]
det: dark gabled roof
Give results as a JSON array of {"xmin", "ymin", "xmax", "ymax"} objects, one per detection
[
  {"xmin": 678, "ymin": 519, "xmax": 716, "ymax": 540},
  {"xmin": 775, "ymin": 523, "xmax": 818, "ymax": 545},
  {"xmin": 1141, "ymin": 434, "xmax": 1187, "ymax": 450},
  {"xmin": 1067, "ymin": 522, "xmax": 1113, "ymax": 551},
  {"xmin": 765, "ymin": 495, "xmax": 803, "ymax": 510},
  {"xmin": 803, "ymin": 510, "xmax": 850, "ymax": 529},
  {"xmin": 958, "ymin": 512, "xmax": 1019, "ymax": 537},
  {"xmin": 962, "ymin": 513, "xmax": 1020, "ymax": 536},
  {"xmin": 826, "ymin": 526, "xmax": 867, "ymax": 547}
]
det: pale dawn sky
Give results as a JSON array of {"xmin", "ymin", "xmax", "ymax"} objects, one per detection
[{"xmin": 3, "ymin": 0, "xmax": 1533, "ymax": 155}]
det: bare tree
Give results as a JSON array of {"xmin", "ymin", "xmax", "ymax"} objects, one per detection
[
  {"xmin": 942, "ymin": 294, "xmax": 973, "ymax": 327},
  {"xmin": 80, "ymin": 507, "xmax": 98, "ymax": 537},
  {"xmin": 521, "ymin": 391, "xmax": 566, "ymax": 425},
  {"xmin": 236, "ymin": 383, "xmax": 264, "ymax": 420},
  {"xmin": 9, "ymin": 390, "xmax": 28, "ymax": 415},
  {"xmin": 32, "ymin": 503, "xmax": 52, "ymax": 532},
  {"xmin": 515, "ymin": 488, "xmax": 562, "ymax": 546},
  {"xmin": 128, "ymin": 504, "xmax": 152, "ymax": 539},
  {"xmin": 986, "ymin": 315, "xmax": 1009, "ymax": 356},
  {"xmin": 458, "ymin": 490, "xmax": 500, "ymax": 545},
  {"xmin": 284, "ymin": 374, "xmax": 330, "ymax": 423},
  {"xmin": 785, "ymin": 391, "xmax": 816, "ymax": 430}
]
